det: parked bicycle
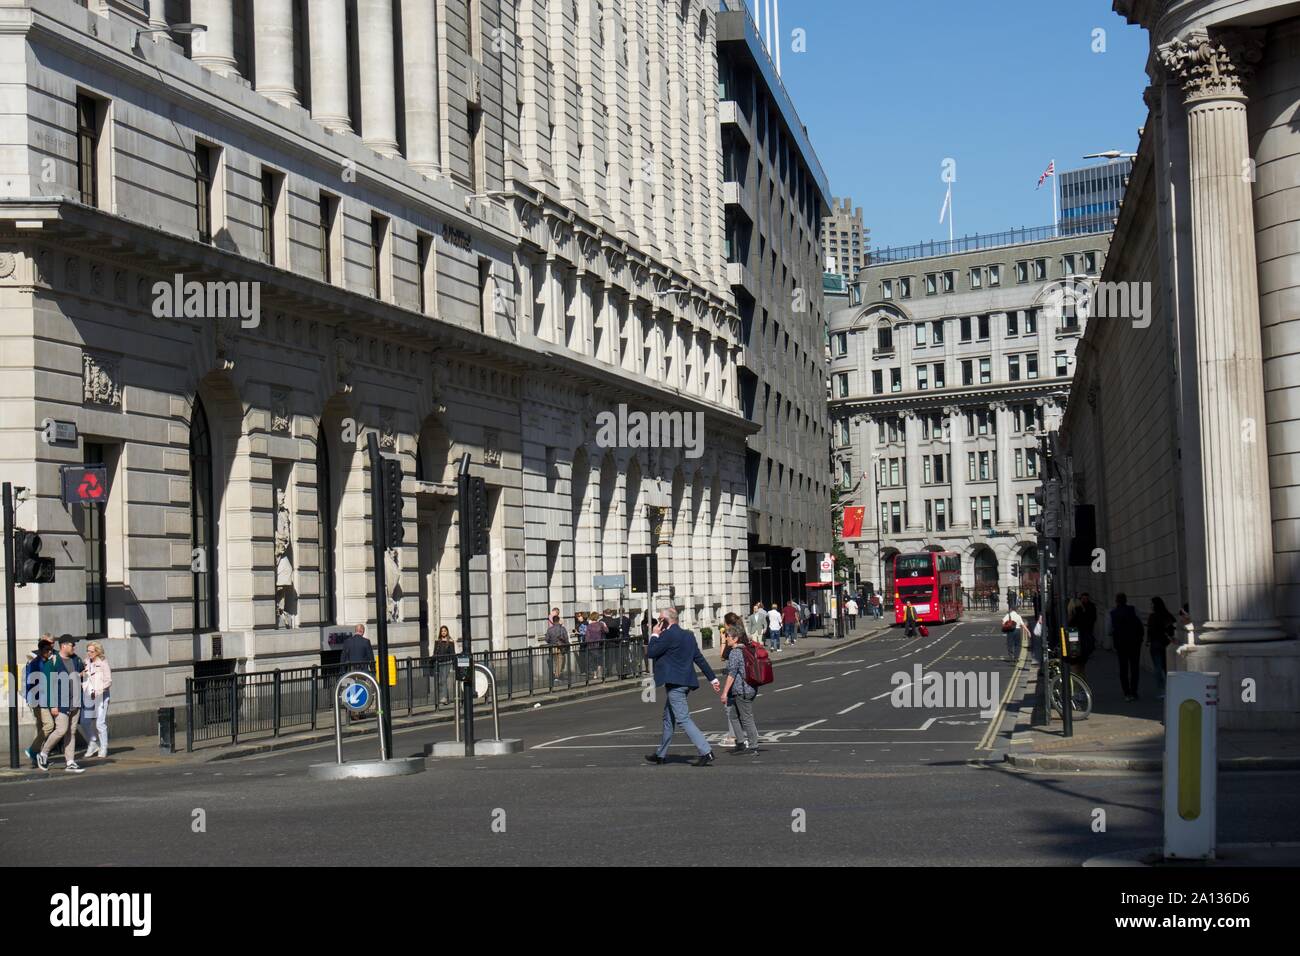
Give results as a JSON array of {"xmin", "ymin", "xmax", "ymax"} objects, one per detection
[{"xmin": 1047, "ymin": 656, "xmax": 1093, "ymax": 719}]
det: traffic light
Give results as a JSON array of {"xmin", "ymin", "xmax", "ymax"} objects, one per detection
[
  {"xmin": 381, "ymin": 457, "xmax": 404, "ymax": 549},
  {"xmin": 468, "ymin": 476, "xmax": 489, "ymax": 556},
  {"xmin": 1044, "ymin": 480, "xmax": 1061, "ymax": 538},
  {"xmin": 13, "ymin": 529, "xmax": 55, "ymax": 585}
]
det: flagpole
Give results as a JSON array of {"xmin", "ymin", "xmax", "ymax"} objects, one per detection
[
  {"xmin": 1052, "ymin": 159, "xmax": 1059, "ymax": 236},
  {"xmin": 949, "ymin": 183, "xmax": 954, "ymax": 245}
]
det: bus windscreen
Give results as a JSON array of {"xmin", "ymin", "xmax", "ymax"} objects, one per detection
[{"xmin": 895, "ymin": 554, "xmax": 934, "ymax": 577}]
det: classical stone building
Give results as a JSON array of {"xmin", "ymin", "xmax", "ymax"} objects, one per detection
[
  {"xmin": 717, "ymin": 1, "xmax": 833, "ymax": 607},
  {"xmin": 1061, "ymin": 0, "xmax": 1300, "ymax": 729},
  {"xmin": 0, "ymin": 0, "xmax": 757, "ymax": 738},
  {"xmin": 828, "ymin": 227, "xmax": 1111, "ymax": 602}
]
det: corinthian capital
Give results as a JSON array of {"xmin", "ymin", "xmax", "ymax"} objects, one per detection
[{"xmin": 1158, "ymin": 28, "xmax": 1265, "ymax": 103}]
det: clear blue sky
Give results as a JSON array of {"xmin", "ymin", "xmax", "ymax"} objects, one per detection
[{"xmin": 767, "ymin": 0, "xmax": 1152, "ymax": 250}]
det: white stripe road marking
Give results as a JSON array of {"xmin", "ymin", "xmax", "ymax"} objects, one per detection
[
  {"xmin": 796, "ymin": 719, "xmax": 828, "ymax": 730},
  {"xmin": 812, "ymin": 676, "xmax": 836, "ymax": 683},
  {"xmin": 841, "ymin": 669, "xmax": 860, "ymax": 675},
  {"xmin": 531, "ymin": 725, "xmax": 644, "ymax": 749},
  {"xmin": 837, "ymin": 702, "xmax": 865, "ymax": 715},
  {"xmin": 872, "ymin": 682, "xmax": 912, "ymax": 701},
  {"xmin": 774, "ymin": 684, "xmax": 803, "ymax": 693},
  {"xmin": 534, "ymin": 741, "xmax": 977, "ymax": 749},
  {"xmin": 690, "ymin": 708, "xmax": 711, "ymax": 715}
]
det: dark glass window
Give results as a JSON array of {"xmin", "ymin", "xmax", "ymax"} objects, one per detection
[
  {"xmin": 196, "ymin": 144, "xmax": 214, "ymax": 244},
  {"xmin": 317, "ymin": 434, "xmax": 336, "ymax": 626},
  {"xmin": 190, "ymin": 398, "xmax": 217, "ymax": 633},
  {"xmin": 261, "ymin": 170, "xmax": 277, "ymax": 263},
  {"xmin": 76, "ymin": 95, "xmax": 98, "ymax": 207},
  {"xmin": 83, "ymin": 443, "xmax": 107, "ymax": 638}
]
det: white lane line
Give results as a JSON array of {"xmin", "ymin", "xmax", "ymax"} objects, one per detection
[
  {"xmin": 837, "ymin": 702, "xmax": 865, "ymax": 715},
  {"xmin": 919, "ymin": 717, "xmax": 938, "ymax": 731},
  {"xmin": 841, "ymin": 669, "xmax": 860, "ymax": 675},
  {"xmin": 690, "ymin": 708, "xmax": 712, "ymax": 715},
  {"xmin": 812, "ymin": 676, "xmax": 836, "ymax": 684},
  {"xmin": 774, "ymin": 683, "xmax": 803, "ymax": 693},
  {"xmin": 796, "ymin": 719, "xmax": 828, "ymax": 730},
  {"xmin": 872, "ymin": 682, "xmax": 912, "ymax": 701},
  {"xmin": 535, "ymin": 741, "xmax": 977, "ymax": 749},
  {"xmin": 532, "ymin": 725, "xmax": 644, "ymax": 749}
]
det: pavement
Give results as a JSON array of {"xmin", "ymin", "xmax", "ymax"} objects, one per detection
[
  {"xmin": 0, "ymin": 618, "xmax": 886, "ymax": 779},
  {"xmin": 4, "ymin": 611, "xmax": 1295, "ymax": 866},
  {"xmin": 1004, "ymin": 639, "xmax": 1300, "ymax": 773}
]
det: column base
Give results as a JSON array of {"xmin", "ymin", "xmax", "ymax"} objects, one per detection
[
  {"xmin": 364, "ymin": 138, "xmax": 401, "ymax": 158},
  {"xmin": 314, "ymin": 115, "xmax": 354, "ymax": 135},
  {"xmin": 1197, "ymin": 619, "xmax": 1287, "ymax": 643},
  {"xmin": 258, "ymin": 88, "xmax": 301, "ymax": 108},
  {"xmin": 1174, "ymin": 638, "xmax": 1300, "ymax": 730}
]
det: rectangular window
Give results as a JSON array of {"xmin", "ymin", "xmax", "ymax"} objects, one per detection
[
  {"xmin": 1055, "ymin": 351, "xmax": 1069, "ymax": 376},
  {"xmin": 935, "ymin": 499, "xmax": 947, "ymax": 532},
  {"xmin": 925, "ymin": 500, "xmax": 933, "ymax": 532},
  {"xmin": 979, "ymin": 451, "xmax": 990, "ymax": 481},
  {"xmin": 1015, "ymin": 448, "xmax": 1024, "ymax": 478},
  {"xmin": 833, "ymin": 332, "xmax": 848, "ymax": 356},
  {"xmin": 977, "ymin": 412, "xmax": 989, "ymax": 436},
  {"xmin": 925, "ymin": 273, "xmax": 937, "ymax": 296},
  {"xmin": 970, "ymin": 497, "xmax": 979, "ymax": 529},
  {"xmin": 260, "ymin": 168, "xmax": 283, "ymax": 265},
  {"xmin": 1034, "ymin": 258, "xmax": 1047, "ymax": 281},
  {"xmin": 83, "ymin": 442, "xmax": 108, "ymax": 638},
  {"xmin": 1016, "ymin": 261, "xmax": 1029, "ymax": 284},
  {"xmin": 981, "ymin": 497, "xmax": 992, "ymax": 526},
  {"xmin": 838, "ymin": 420, "xmax": 850, "ymax": 446},
  {"xmin": 959, "ymin": 316, "xmax": 971, "ymax": 342},
  {"xmin": 882, "ymin": 279, "xmax": 893, "ymax": 300},
  {"xmin": 1062, "ymin": 254, "xmax": 1076, "ymax": 275},
  {"xmin": 319, "ymin": 193, "xmax": 337, "ymax": 283},
  {"xmin": 977, "ymin": 315, "xmax": 989, "ymax": 340},
  {"xmin": 988, "ymin": 264, "xmax": 1001, "ymax": 287},
  {"xmin": 969, "ymin": 268, "xmax": 982, "ymax": 290},
  {"xmin": 899, "ymin": 276, "xmax": 912, "ymax": 299},
  {"xmin": 1084, "ymin": 251, "xmax": 1097, "ymax": 274},
  {"xmin": 915, "ymin": 323, "xmax": 926, "ymax": 347},
  {"xmin": 76, "ymin": 94, "xmax": 100, "ymax": 207},
  {"xmin": 936, "ymin": 454, "xmax": 946, "ymax": 483},
  {"xmin": 979, "ymin": 357, "xmax": 991, "ymax": 384},
  {"xmin": 932, "ymin": 320, "xmax": 944, "ymax": 345},
  {"xmin": 467, "ymin": 106, "xmax": 484, "ymax": 191},
  {"xmin": 478, "ymin": 257, "xmax": 493, "ymax": 333},
  {"xmin": 417, "ymin": 232, "xmax": 435, "ymax": 315},
  {"xmin": 1027, "ymin": 449, "xmax": 1038, "ymax": 477},
  {"xmin": 370, "ymin": 214, "xmax": 389, "ymax": 299},
  {"xmin": 961, "ymin": 360, "xmax": 973, "ymax": 386},
  {"xmin": 890, "ymin": 460, "xmax": 900, "ymax": 486},
  {"xmin": 942, "ymin": 271, "xmax": 955, "ymax": 293},
  {"xmin": 872, "ymin": 369, "xmax": 883, "ymax": 395},
  {"xmin": 1018, "ymin": 495, "xmax": 1026, "ymax": 526},
  {"xmin": 890, "ymin": 368, "xmax": 901, "ymax": 393},
  {"xmin": 1027, "ymin": 353, "xmax": 1039, "ymax": 379},
  {"xmin": 968, "ymin": 452, "xmax": 976, "ymax": 481},
  {"xmin": 891, "ymin": 502, "xmax": 902, "ymax": 534},
  {"xmin": 1025, "ymin": 309, "xmax": 1038, "ymax": 334},
  {"xmin": 1008, "ymin": 355, "xmax": 1021, "ymax": 381},
  {"xmin": 933, "ymin": 363, "xmax": 945, "ymax": 389},
  {"xmin": 916, "ymin": 366, "xmax": 928, "ymax": 390},
  {"xmin": 1007, "ymin": 310, "xmax": 1018, "ymax": 336},
  {"xmin": 195, "ymin": 143, "xmax": 216, "ymax": 244},
  {"xmin": 839, "ymin": 373, "xmax": 850, "ymax": 398}
]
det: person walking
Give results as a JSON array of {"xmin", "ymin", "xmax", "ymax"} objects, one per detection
[
  {"xmin": 433, "ymin": 625, "xmax": 457, "ymax": 704},
  {"xmin": 644, "ymin": 607, "xmax": 719, "ymax": 766},
  {"xmin": 1001, "ymin": 609, "xmax": 1029, "ymax": 662},
  {"xmin": 1147, "ymin": 597, "xmax": 1175, "ymax": 699},
  {"xmin": 720, "ymin": 623, "xmax": 760, "ymax": 756},
  {"xmin": 37, "ymin": 636, "xmax": 85, "ymax": 773},
  {"xmin": 585, "ymin": 609, "xmax": 608, "ymax": 680},
  {"xmin": 1109, "ymin": 592, "xmax": 1145, "ymax": 701},
  {"xmin": 23, "ymin": 636, "xmax": 56, "ymax": 768},
  {"xmin": 903, "ymin": 599, "xmax": 919, "ymax": 639},
  {"xmin": 766, "ymin": 604, "xmax": 782, "ymax": 653},
  {"xmin": 719, "ymin": 612, "xmax": 745, "ymax": 748},
  {"xmin": 341, "ymin": 623, "xmax": 374, "ymax": 675},
  {"xmin": 79, "ymin": 641, "xmax": 112, "ymax": 760},
  {"xmin": 543, "ymin": 609, "xmax": 569, "ymax": 688},
  {"xmin": 797, "ymin": 600, "xmax": 809, "ymax": 641},
  {"xmin": 746, "ymin": 602, "xmax": 767, "ymax": 644},
  {"xmin": 845, "ymin": 596, "xmax": 859, "ymax": 632},
  {"xmin": 781, "ymin": 600, "xmax": 799, "ymax": 647}
]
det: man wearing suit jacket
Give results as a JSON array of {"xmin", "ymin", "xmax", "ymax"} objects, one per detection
[{"xmin": 644, "ymin": 607, "xmax": 720, "ymax": 766}]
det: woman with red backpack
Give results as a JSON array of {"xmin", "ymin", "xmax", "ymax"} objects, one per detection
[{"xmin": 720, "ymin": 614, "xmax": 770, "ymax": 756}]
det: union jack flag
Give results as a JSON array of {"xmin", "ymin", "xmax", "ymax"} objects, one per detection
[{"xmin": 1036, "ymin": 160, "xmax": 1056, "ymax": 190}]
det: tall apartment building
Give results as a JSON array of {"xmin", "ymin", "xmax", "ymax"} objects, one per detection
[
  {"xmin": 717, "ymin": 0, "xmax": 833, "ymax": 607},
  {"xmin": 821, "ymin": 197, "xmax": 871, "ymax": 277},
  {"xmin": 827, "ymin": 227, "xmax": 1111, "ymax": 602},
  {"xmin": 1059, "ymin": 159, "xmax": 1133, "ymax": 235},
  {"xmin": 0, "ymin": 0, "xmax": 755, "ymax": 738}
]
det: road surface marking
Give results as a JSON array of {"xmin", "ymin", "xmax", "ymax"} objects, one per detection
[
  {"xmin": 812, "ymin": 676, "xmax": 836, "ymax": 684},
  {"xmin": 797, "ymin": 719, "xmax": 828, "ymax": 730},
  {"xmin": 774, "ymin": 683, "xmax": 803, "ymax": 693},
  {"xmin": 837, "ymin": 702, "xmax": 865, "ymax": 715},
  {"xmin": 529, "ymin": 740, "xmax": 975, "ymax": 749},
  {"xmin": 841, "ymin": 669, "xmax": 860, "ymax": 675},
  {"xmin": 872, "ymin": 682, "xmax": 911, "ymax": 701},
  {"xmin": 976, "ymin": 641, "xmax": 1029, "ymax": 751},
  {"xmin": 690, "ymin": 708, "xmax": 712, "ymax": 715}
]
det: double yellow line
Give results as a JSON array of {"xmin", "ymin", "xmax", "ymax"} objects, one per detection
[{"xmin": 976, "ymin": 635, "xmax": 1029, "ymax": 752}]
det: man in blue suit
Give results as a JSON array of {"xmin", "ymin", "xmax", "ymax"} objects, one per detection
[{"xmin": 645, "ymin": 607, "xmax": 720, "ymax": 766}]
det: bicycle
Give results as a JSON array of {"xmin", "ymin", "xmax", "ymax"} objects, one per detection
[{"xmin": 1047, "ymin": 656, "xmax": 1093, "ymax": 719}]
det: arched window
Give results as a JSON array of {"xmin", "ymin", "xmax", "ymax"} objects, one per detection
[
  {"xmin": 190, "ymin": 397, "xmax": 217, "ymax": 633},
  {"xmin": 317, "ymin": 433, "xmax": 337, "ymax": 626}
]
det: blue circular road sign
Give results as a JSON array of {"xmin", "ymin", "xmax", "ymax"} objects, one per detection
[{"xmin": 342, "ymin": 680, "xmax": 372, "ymax": 713}]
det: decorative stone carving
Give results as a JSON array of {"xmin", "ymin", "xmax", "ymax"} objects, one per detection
[
  {"xmin": 379, "ymin": 407, "xmax": 397, "ymax": 449},
  {"xmin": 82, "ymin": 352, "xmax": 121, "ymax": 407},
  {"xmin": 271, "ymin": 389, "xmax": 291, "ymax": 433},
  {"xmin": 35, "ymin": 250, "xmax": 50, "ymax": 285},
  {"xmin": 65, "ymin": 257, "xmax": 80, "ymax": 291},
  {"xmin": 333, "ymin": 333, "xmax": 355, "ymax": 394},
  {"xmin": 0, "ymin": 252, "xmax": 15, "ymax": 279},
  {"xmin": 113, "ymin": 270, "xmax": 127, "ymax": 302},
  {"xmin": 1158, "ymin": 29, "xmax": 1265, "ymax": 103},
  {"xmin": 213, "ymin": 315, "xmax": 238, "ymax": 372},
  {"xmin": 274, "ymin": 487, "xmax": 295, "ymax": 627},
  {"xmin": 89, "ymin": 263, "xmax": 104, "ymax": 296}
]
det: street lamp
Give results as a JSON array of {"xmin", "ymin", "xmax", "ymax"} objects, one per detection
[{"xmin": 1082, "ymin": 150, "xmax": 1137, "ymax": 161}]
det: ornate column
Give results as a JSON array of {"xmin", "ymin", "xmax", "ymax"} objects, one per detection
[
  {"xmin": 357, "ymin": 0, "xmax": 400, "ymax": 156},
  {"xmin": 254, "ymin": 0, "xmax": 298, "ymax": 107},
  {"xmin": 190, "ymin": 0, "xmax": 238, "ymax": 77},
  {"xmin": 1158, "ymin": 28, "xmax": 1282, "ymax": 642},
  {"xmin": 903, "ymin": 411, "xmax": 923, "ymax": 532},
  {"xmin": 309, "ymin": 0, "xmax": 352, "ymax": 133},
  {"xmin": 992, "ymin": 401, "xmax": 1014, "ymax": 528},
  {"xmin": 401, "ymin": 0, "xmax": 441, "ymax": 175},
  {"xmin": 945, "ymin": 405, "xmax": 967, "ymax": 529},
  {"xmin": 148, "ymin": 0, "xmax": 167, "ymax": 31}
]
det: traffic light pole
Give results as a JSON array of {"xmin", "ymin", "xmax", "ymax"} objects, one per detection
[
  {"xmin": 456, "ymin": 454, "xmax": 475, "ymax": 753},
  {"xmin": 365, "ymin": 433, "xmax": 394, "ymax": 758},
  {"xmin": 4, "ymin": 483, "xmax": 19, "ymax": 769}
]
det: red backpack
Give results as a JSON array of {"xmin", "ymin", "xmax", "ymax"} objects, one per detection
[{"xmin": 741, "ymin": 643, "xmax": 774, "ymax": 687}]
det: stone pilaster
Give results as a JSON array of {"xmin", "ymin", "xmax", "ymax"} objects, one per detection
[
  {"xmin": 254, "ymin": 0, "xmax": 299, "ymax": 107},
  {"xmin": 401, "ymin": 0, "xmax": 441, "ymax": 176},
  {"xmin": 903, "ymin": 412, "xmax": 923, "ymax": 532},
  {"xmin": 945, "ymin": 405, "xmax": 967, "ymax": 529},
  {"xmin": 309, "ymin": 0, "xmax": 352, "ymax": 133},
  {"xmin": 1158, "ymin": 27, "xmax": 1282, "ymax": 642},
  {"xmin": 993, "ymin": 402, "xmax": 1014, "ymax": 528}
]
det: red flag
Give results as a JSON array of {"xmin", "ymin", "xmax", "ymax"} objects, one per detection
[
  {"xmin": 842, "ymin": 506, "xmax": 865, "ymax": 539},
  {"xmin": 1036, "ymin": 160, "xmax": 1056, "ymax": 190}
]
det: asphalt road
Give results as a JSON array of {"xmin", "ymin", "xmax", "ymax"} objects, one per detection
[{"xmin": 4, "ymin": 618, "xmax": 1298, "ymax": 866}]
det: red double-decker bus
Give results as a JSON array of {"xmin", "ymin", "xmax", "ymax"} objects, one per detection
[{"xmin": 893, "ymin": 551, "xmax": 963, "ymax": 624}]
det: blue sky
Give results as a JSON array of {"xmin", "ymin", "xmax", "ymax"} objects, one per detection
[{"xmin": 764, "ymin": 0, "xmax": 1152, "ymax": 250}]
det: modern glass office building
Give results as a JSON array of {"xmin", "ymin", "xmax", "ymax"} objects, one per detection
[{"xmin": 1058, "ymin": 160, "xmax": 1133, "ymax": 236}]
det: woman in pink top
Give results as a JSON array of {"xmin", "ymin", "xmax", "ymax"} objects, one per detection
[{"xmin": 81, "ymin": 641, "xmax": 112, "ymax": 759}]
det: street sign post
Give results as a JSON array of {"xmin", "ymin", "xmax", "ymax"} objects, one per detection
[{"xmin": 365, "ymin": 433, "xmax": 395, "ymax": 757}]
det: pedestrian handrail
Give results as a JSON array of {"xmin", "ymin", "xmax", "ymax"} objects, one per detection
[{"xmin": 182, "ymin": 637, "xmax": 649, "ymax": 752}]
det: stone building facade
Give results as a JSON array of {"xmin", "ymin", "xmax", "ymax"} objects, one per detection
[
  {"xmin": 0, "ymin": 0, "xmax": 757, "ymax": 738},
  {"xmin": 717, "ymin": 2, "xmax": 833, "ymax": 607},
  {"xmin": 1060, "ymin": 0, "xmax": 1300, "ymax": 729},
  {"xmin": 828, "ymin": 229, "xmax": 1111, "ymax": 603}
]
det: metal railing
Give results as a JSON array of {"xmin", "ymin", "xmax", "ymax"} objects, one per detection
[
  {"xmin": 183, "ymin": 639, "xmax": 649, "ymax": 752},
  {"xmin": 869, "ymin": 220, "xmax": 1112, "ymax": 265}
]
